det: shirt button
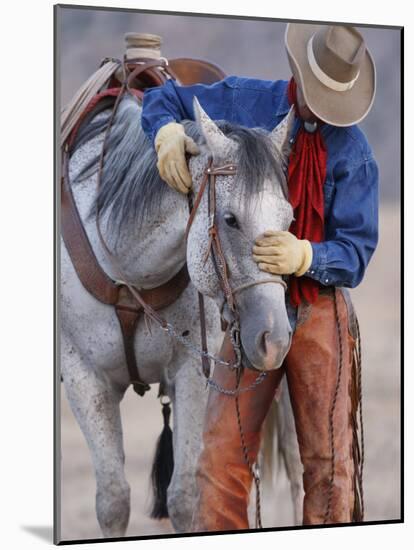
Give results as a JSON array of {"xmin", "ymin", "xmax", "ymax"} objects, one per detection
[
  {"xmin": 325, "ymin": 278, "xmax": 329, "ymax": 283},
  {"xmin": 311, "ymin": 270, "xmax": 315, "ymax": 274}
]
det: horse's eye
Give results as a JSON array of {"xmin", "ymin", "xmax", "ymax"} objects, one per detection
[{"xmin": 224, "ymin": 212, "xmax": 240, "ymax": 229}]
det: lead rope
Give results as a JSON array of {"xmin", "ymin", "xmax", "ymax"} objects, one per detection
[{"xmin": 234, "ymin": 367, "xmax": 263, "ymax": 529}]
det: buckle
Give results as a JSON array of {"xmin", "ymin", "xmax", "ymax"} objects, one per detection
[{"xmin": 304, "ymin": 121, "xmax": 318, "ymax": 133}]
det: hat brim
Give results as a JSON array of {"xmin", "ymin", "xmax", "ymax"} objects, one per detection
[{"xmin": 285, "ymin": 23, "xmax": 376, "ymax": 127}]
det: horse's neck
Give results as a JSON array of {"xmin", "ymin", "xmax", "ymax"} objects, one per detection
[{"xmin": 68, "ymin": 157, "xmax": 188, "ymax": 289}]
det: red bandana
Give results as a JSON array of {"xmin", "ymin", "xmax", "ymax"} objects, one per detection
[{"xmin": 286, "ymin": 78, "xmax": 327, "ymax": 307}]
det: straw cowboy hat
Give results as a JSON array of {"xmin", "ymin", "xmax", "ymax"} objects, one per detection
[{"xmin": 285, "ymin": 23, "xmax": 376, "ymax": 126}]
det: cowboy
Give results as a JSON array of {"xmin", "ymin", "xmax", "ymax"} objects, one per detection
[{"xmin": 141, "ymin": 23, "xmax": 378, "ymax": 528}]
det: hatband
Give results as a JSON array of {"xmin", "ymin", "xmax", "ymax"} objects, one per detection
[{"xmin": 307, "ymin": 35, "xmax": 360, "ymax": 92}]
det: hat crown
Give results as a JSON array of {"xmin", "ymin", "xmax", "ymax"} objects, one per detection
[
  {"xmin": 312, "ymin": 25, "xmax": 366, "ymax": 84},
  {"xmin": 284, "ymin": 22, "xmax": 376, "ymax": 126}
]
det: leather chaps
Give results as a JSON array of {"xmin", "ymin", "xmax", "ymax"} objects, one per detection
[{"xmin": 191, "ymin": 287, "xmax": 358, "ymax": 531}]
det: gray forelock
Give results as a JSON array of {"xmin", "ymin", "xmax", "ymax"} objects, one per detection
[{"xmin": 71, "ymin": 95, "xmax": 287, "ymax": 238}]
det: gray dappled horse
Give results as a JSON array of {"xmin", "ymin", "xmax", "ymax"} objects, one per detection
[{"xmin": 60, "ymin": 94, "xmax": 303, "ymax": 537}]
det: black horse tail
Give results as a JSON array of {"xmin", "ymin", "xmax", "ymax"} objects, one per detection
[{"xmin": 150, "ymin": 398, "xmax": 174, "ymax": 519}]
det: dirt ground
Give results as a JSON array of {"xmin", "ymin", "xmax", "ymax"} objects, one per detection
[{"xmin": 59, "ymin": 202, "xmax": 401, "ymax": 542}]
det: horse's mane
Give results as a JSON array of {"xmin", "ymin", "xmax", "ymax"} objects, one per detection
[{"xmin": 71, "ymin": 95, "xmax": 285, "ymax": 238}]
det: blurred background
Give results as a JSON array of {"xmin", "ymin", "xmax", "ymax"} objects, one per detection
[{"xmin": 58, "ymin": 5, "xmax": 401, "ymax": 541}]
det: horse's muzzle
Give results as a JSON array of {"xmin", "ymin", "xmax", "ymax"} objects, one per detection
[
  {"xmin": 238, "ymin": 293, "xmax": 292, "ymax": 371},
  {"xmin": 242, "ymin": 325, "xmax": 292, "ymax": 371}
]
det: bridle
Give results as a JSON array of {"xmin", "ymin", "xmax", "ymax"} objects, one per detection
[{"xmin": 185, "ymin": 156, "xmax": 288, "ymax": 380}]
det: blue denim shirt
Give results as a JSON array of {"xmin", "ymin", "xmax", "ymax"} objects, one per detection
[{"xmin": 141, "ymin": 76, "xmax": 379, "ymax": 312}]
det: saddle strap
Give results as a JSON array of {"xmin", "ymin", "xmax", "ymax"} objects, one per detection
[
  {"xmin": 61, "ymin": 149, "xmax": 119, "ymax": 304},
  {"xmin": 115, "ymin": 301, "xmax": 151, "ymax": 396},
  {"xmin": 62, "ymin": 148, "xmax": 150, "ymax": 395},
  {"xmin": 61, "ymin": 145, "xmax": 191, "ymax": 397}
]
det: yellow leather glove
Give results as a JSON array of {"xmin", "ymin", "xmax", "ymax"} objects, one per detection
[
  {"xmin": 154, "ymin": 122, "xmax": 200, "ymax": 194},
  {"xmin": 253, "ymin": 230, "xmax": 313, "ymax": 276}
]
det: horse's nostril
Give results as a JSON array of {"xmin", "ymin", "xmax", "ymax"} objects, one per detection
[
  {"xmin": 257, "ymin": 330, "xmax": 290, "ymax": 363},
  {"xmin": 259, "ymin": 331, "xmax": 271, "ymax": 356},
  {"xmin": 245, "ymin": 323, "xmax": 292, "ymax": 371}
]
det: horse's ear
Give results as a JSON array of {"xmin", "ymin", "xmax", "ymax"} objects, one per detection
[
  {"xmin": 270, "ymin": 106, "xmax": 295, "ymax": 168},
  {"xmin": 193, "ymin": 96, "xmax": 235, "ymax": 158}
]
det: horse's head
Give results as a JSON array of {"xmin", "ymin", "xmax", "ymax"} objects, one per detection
[{"xmin": 186, "ymin": 98, "xmax": 295, "ymax": 371}]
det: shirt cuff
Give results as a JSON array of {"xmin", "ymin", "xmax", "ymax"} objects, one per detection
[
  {"xmin": 149, "ymin": 116, "xmax": 176, "ymax": 147},
  {"xmin": 304, "ymin": 242, "xmax": 332, "ymax": 286}
]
